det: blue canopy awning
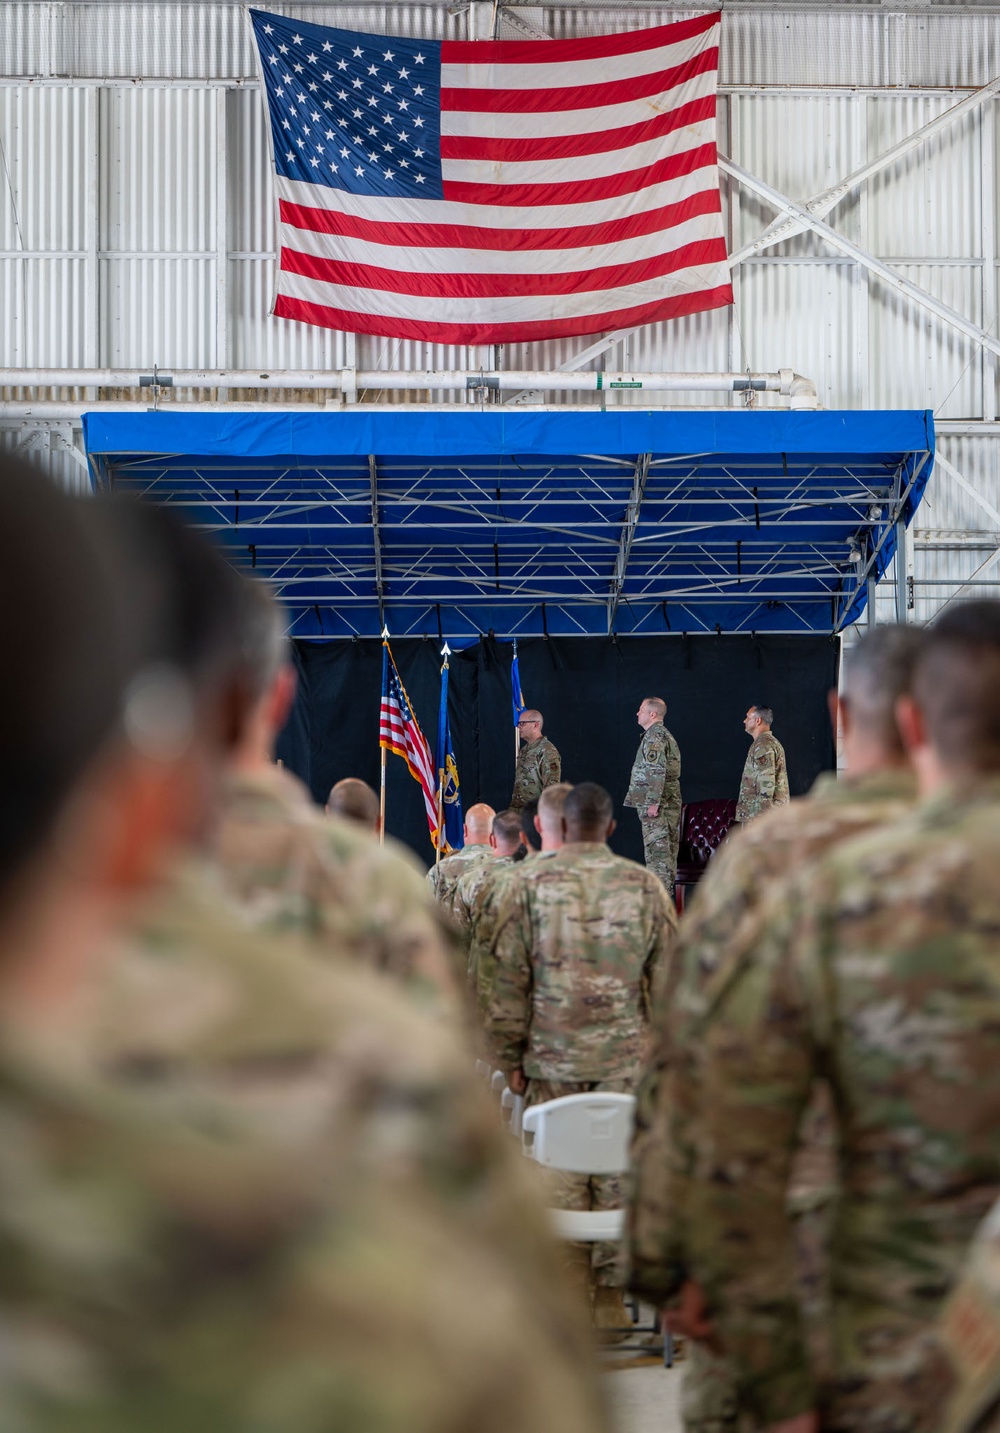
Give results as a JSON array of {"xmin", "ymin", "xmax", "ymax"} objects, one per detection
[{"xmin": 83, "ymin": 407, "xmax": 934, "ymax": 639}]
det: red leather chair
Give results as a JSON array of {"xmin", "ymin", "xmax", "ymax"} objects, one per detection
[{"xmin": 674, "ymin": 798, "xmax": 737, "ymax": 913}]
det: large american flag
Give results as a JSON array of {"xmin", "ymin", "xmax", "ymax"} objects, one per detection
[
  {"xmin": 249, "ymin": 9, "xmax": 732, "ymax": 344},
  {"xmin": 380, "ymin": 642, "xmax": 439, "ymax": 843}
]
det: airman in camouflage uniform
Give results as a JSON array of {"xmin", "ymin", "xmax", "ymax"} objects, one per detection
[
  {"xmin": 624, "ymin": 696, "xmax": 682, "ymax": 891},
  {"xmin": 667, "ymin": 606, "xmax": 1000, "ymax": 1433},
  {"xmin": 735, "ymin": 703, "xmax": 789, "ymax": 823},
  {"xmin": 511, "ymin": 710, "xmax": 562, "ymax": 811},
  {"xmin": 487, "ymin": 783, "xmax": 676, "ymax": 1322},
  {"xmin": 215, "ymin": 763, "xmax": 463, "ymax": 1009},
  {"xmin": 426, "ymin": 801, "xmax": 495, "ymax": 919},
  {"xmin": 471, "ymin": 787, "xmax": 571, "ymax": 1023},
  {"xmin": 8, "ymin": 488, "xmax": 610, "ymax": 1433},
  {"xmin": 452, "ymin": 808, "xmax": 526, "ymax": 954},
  {"xmin": 16, "ymin": 878, "xmax": 610, "ymax": 1433}
]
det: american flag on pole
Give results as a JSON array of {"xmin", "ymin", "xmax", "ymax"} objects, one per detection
[
  {"xmin": 248, "ymin": 9, "xmax": 732, "ymax": 345},
  {"xmin": 380, "ymin": 640, "xmax": 440, "ymax": 843}
]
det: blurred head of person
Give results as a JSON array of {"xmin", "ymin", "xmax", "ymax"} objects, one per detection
[
  {"xmin": 536, "ymin": 783, "xmax": 573, "ymax": 851},
  {"xmin": 520, "ymin": 799, "xmax": 542, "ymax": 852},
  {"xmin": 326, "ymin": 777, "xmax": 380, "ymax": 834},
  {"xmin": 562, "ymin": 782, "xmax": 615, "ymax": 844},
  {"xmin": 834, "ymin": 624, "xmax": 925, "ymax": 776},
  {"xmin": 0, "ymin": 461, "xmax": 233, "ymax": 1026},
  {"xmin": 490, "ymin": 808, "xmax": 525, "ymax": 860},
  {"xmin": 225, "ymin": 574, "xmax": 296, "ymax": 773},
  {"xmin": 901, "ymin": 600, "xmax": 1000, "ymax": 794},
  {"xmin": 88, "ymin": 496, "xmax": 251, "ymax": 847}
]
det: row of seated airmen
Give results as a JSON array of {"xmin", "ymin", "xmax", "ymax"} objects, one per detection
[{"xmin": 3, "ymin": 443, "xmax": 1000, "ymax": 1433}]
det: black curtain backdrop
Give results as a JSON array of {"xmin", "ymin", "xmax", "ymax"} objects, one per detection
[{"xmin": 277, "ymin": 635, "xmax": 839, "ymax": 869}]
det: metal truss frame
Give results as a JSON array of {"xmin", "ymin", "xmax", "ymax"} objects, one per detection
[{"xmin": 93, "ymin": 419, "xmax": 931, "ymax": 639}]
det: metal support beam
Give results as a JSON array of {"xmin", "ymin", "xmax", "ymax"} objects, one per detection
[
  {"xmin": 894, "ymin": 518, "xmax": 910, "ymax": 623},
  {"xmin": 369, "ymin": 454, "xmax": 385, "ymax": 629},
  {"xmin": 719, "ymin": 155, "xmax": 1000, "ymax": 365},
  {"xmin": 867, "ymin": 574, "xmax": 878, "ymax": 629},
  {"xmin": 933, "ymin": 451, "xmax": 1000, "ymax": 530},
  {"xmin": 729, "ymin": 74, "xmax": 1000, "ymax": 267},
  {"xmin": 607, "ymin": 452, "xmax": 651, "ymax": 634}
]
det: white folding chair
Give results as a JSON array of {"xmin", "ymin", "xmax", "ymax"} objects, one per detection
[
  {"xmin": 521, "ymin": 1092, "xmax": 673, "ymax": 1365},
  {"xmin": 490, "ymin": 1068, "xmax": 506, "ymax": 1102},
  {"xmin": 500, "ymin": 1085, "xmax": 525, "ymax": 1137}
]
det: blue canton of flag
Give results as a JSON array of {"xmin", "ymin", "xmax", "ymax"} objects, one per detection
[
  {"xmin": 436, "ymin": 652, "xmax": 464, "ymax": 854},
  {"xmin": 511, "ymin": 640, "xmax": 526, "ymax": 726},
  {"xmin": 250, "ymin": 9, "xmax": 444, "ymax": 202}
]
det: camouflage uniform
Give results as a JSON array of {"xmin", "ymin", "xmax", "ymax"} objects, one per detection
[
  {"xmin": 470, "ymin": 851, "xmax": 547, "ymax": 1021},
  {"xmin": 673, "ymin": 778, "xmax": 1000, "ymax": 1432},
  {"xmin": 452, "ymin": 851, "xmax": 519, "ymax": 953},
  {"xmin": 941, "ymin": 1196, "xmax": 1000, "ymax": 1433},
  {"xmin": 627, "ymin": 768, "xmax": 916, "ymax": 1432},
  {"xmin": 487, "ymin": 842, "xmax": 677, "ymax": 1283},
  {"xmin": 72, "ymin": 881, "xmax": 610, "ymax": 1433},
  {"xmin": 426, "ymin": 843, "xmax": 493, "ymax": 922},
  {"xmin": 735, "ymin": 729, "xmax": 789, "ymax": 823},
  {"xmin": 624, "ymin": 721, "xmax": 682, "ymax": 891},
  {"xmin": 511, "ymin": 736, "xmax": 562, "ymax": 812},
  {"xmin": 212, "ymin": 765, "xmax": 459, "ymax": 1009}
]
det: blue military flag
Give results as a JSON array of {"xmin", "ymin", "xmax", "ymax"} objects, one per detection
[
  {"xmin": 511, "ymin": 640, "xmax": 526, "ymax": 726},
  {"xmin": 435, "ymin": 646, "xmax": 464, "ymax": 854}
]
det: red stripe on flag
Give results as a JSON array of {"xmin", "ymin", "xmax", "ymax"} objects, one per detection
[
  {"xmin": 441, "ymin": 145, "xmax": 717, "ymax": 208},
  {"xmin": 273, "ymin": 284, "xmax": 735, "ymax": 344},
  {"xmin": 281, "ymin": 237, "xmax": 729, "ymax": 299},
  {"xmin": 279, "ymin": 188, "xmax": 724, "ymax": 253},
  {"xmin": 440, "ymin": 96, "xmax": 716, "ymax": 163},
  {"xmin": 440, "ymin": 47, "xmax": 717, "ymax": 115},
  {"xmin": 440, "ymin": 11, "xmax": 718, "ymax": 64}
]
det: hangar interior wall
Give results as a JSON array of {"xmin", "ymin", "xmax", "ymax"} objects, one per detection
[{"xmin": 2, "ymin": 1, "xmax": 1000, "ymax": 625}]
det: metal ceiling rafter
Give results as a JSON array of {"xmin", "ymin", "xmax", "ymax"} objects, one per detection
[
  {"xmin": 720, "ymin": 155, "xmax": 1000, "ymax": 364},
  {"xmin": 369, "ymin": 453, "xmax": 385, "ymax": 630}
]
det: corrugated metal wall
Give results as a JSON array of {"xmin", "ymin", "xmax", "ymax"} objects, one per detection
[{"xmin": 4, "ymin": 1, "xmax": 1000, "ymax": 617}]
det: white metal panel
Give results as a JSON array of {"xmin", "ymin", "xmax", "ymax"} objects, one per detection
[
  {"xmin": 0, "ymin": 258, "xmax": 89, "ymax": 366},
  {"xmin": 730, "ymin": 92, "xmax": 862, "ymax": 258},
  {"xmin": 0, "ymin": 87, "xmax": 90, "ymax": 253},
  {"xmin": 869, "ymin": 265, "xmax": 982, "ymax": 417},
  {"xmin": 100, "ymin": 88, "xmax": 217, "ymax": 252},
  {"xmin": 867, "ymin": 97, "xmax": 981, "ymax": 260},
  {"xmin": 735, "ymin": 260, "xmax": 863, "ymax": 410},
  {"xmin": 99, "ymin": 257, "xmax": 217, "ymax": 365},
  {"xmin": 2, "ymin": 5, "xmax": 999, "ymax": 88}
]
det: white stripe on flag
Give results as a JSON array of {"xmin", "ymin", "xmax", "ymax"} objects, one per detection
[
  {"xmin": 439, "ymin": 72, "xmax": 717, "ymax": 140},
  {"xmin": 275, "ymin": 169, "xmax": 719, "ymax": 232},
  {"xmin": 281, "ymin": 207, "xmax": 722, "ymax": 275},
  {"xmin": 278, "ymin": 261, "xmax": 732, "ymax": 322},
  {"xmin": 441, "ymin": 29, "xmax": 718, "ymax": 95}
]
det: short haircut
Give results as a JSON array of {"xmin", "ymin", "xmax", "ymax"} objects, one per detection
[
  {"xmin": 91, "ymin": 496, "xmax": 246, "ymax": 695},
  {"xmin": 492, "ymin": 808, "xmax": 523, "ymax": 846},
  {"xmin": 644, "ymin": 697, "xmax": 666, "ymax": 719},
  {"xmin": 0, "ymin": 458, "xmax": 129, "ymax": 901},
  {"xmin": 914, "ymin": 601, "xmax": 1000, "ymax": 770},
  {"xmin": 537, "ymin": 782, "xmax": 573, "ymax": 825},
  {"xmin": 750, "ymin": 704, "xmax": 774, "ymax": 726},
  {"xmin": 520, "ymin": 799, "xmax": 542, "ymax": 850},
  {"xmin": 327, "ymin": 777, "xmax": 380, "ymax": 829},
  {"xmin": 842, "ymin": 624, "xmax": 925, "ymax": 753},
  {"xmin": 563, "ymin": 782, "xmax": 614, "ymax": 835}
]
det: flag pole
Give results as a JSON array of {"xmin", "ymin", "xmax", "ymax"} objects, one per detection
[
  {"xmin": 435, "ymin": 641, "xmax": 450, "ymax": 868},
  {"xmin": 380, "ymin": 625, "xmax": 389, "ymax": 847},
  {"xmin": 379, "ymin": 747, "xmax": 387, "ymax": 847}
]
